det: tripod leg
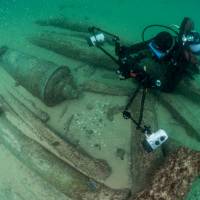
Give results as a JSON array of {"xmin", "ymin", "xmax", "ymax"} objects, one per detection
[
  {"xmin": 124, "ymin": 84, "xmax": 142, "ymax": 111},
  {"xmin": 137, "ymin": 88, "xmax": 147, "ymax": 128}
]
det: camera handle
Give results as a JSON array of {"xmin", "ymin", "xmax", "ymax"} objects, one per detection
[
  {"xmin": 95, "ymin": 45, "xmax": 120, "ymax": 65},
  {"xmin": 88, "ymin": 26, "xmax": 120, "ymax": 41}
]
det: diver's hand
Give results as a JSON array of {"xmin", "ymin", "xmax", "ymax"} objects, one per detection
[{"xmin": 117, "ymin": 45, "xmax": 129, "ymax": 57}]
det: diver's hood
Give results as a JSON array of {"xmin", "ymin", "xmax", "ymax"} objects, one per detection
[
  {"xmin": 148, "ymin": 31, "xmax": 175, "ymax": 59},
  {"xmin": 148, "ymin": 41, "xmax": 167, "ymax": 59}
]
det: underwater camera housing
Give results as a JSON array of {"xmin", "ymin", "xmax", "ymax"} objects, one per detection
[
  {"xmin": 123, "ymin": 108, "xmax": 168, "ymax": 153},
  {"xmin": 143, "ymin": 129, "xmax": 168, "ymax": 152}
]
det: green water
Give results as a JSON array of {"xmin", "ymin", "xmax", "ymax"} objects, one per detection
[
  {"xmin": 1, "ymin": 0, "xmax": 200, "ymax": 43},
  {"xmin": 0, "ymin": 0, "xmax": 200, "ymax": 199}
]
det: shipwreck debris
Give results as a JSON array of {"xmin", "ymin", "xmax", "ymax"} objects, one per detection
[
  {"xmin": 29, "ymin": 31, "xmax": 118, "ymax": 71},
  {"xmin": 35, "ymin": 18, "xmax": 90, "ymax": 33},
  {"xmin": 0, "ymin": 48, "xmax": 78, "ymax": 106},
  {"xmin": 0, "ymin": 93, "xmax": 111, "ymax": 181},
  {"xmin": 116, "ymin": 148, "xmax": 126, "ymax": 160},
  {"xmin": 0, "ymin": 115, "xmax": 130, "ymax": 200},
  {"xmin": 159, "ymin": 92, "xmax": 200, "ymax": 142}
]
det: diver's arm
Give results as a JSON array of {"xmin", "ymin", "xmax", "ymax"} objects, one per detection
[
  {"xmin": 125, "ymin": 40, "xmax": 150, "ymax": 54},
  {"xmin": 117, "ymin": 40, "xmax": 150, "ymax": 58}
]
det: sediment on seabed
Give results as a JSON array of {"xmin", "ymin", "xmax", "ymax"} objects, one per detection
[
  {"xmin": 0, "ymin": 16, "xmax": 200, "ymax": 199},
  {"xmin": 0, "ymin": 112, "xmax": 130, "ymax": 200}
]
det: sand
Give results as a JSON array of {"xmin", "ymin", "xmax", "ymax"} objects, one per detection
[{"xmin": 0, "ymin": 0, "xmax": 200, "ymax": 199}]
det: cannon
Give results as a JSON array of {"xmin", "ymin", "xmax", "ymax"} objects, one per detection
[{"xmin": 0, "ymin": 47, "xmax": 78, "ymax": 106}]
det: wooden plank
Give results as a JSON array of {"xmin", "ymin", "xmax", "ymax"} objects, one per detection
[
  {"xmin": 0, "ymin": 93, "xmax": 111, "ymax": 182},
  {"xmin": 159, "ymin": 93, "xmax": 200, "ymax": 141},
  {"xmin": 0, "ymin": 67, "xmax": 111, "ymax": 181},
  {"xmin": 0, "ymin": 110, "xmax": 129, "ymax": 200}
]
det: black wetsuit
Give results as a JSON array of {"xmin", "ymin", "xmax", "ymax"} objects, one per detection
[{"xmin": 117, "ymin": 38, "xmax": 196, "ymax": 92}]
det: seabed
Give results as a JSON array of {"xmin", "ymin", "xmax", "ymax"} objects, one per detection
[{"xmin": 0, "ymin": 10, "xmax": 200, "ymax": 200}]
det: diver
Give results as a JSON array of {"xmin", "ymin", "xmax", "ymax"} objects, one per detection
[
  {"xmin": 87, "ymin": 17, "xmax": 200, "ymax": 152},
  {"xmin": 116, "ymin": 17, "xmax": 200, "ymax": 92}
]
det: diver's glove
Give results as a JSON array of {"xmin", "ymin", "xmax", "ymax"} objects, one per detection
[{"xmin": 116, "ymin": 45, "xmax": 130, "ymax": 58}]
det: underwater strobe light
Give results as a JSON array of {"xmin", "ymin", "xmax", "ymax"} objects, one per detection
[{"xmin": 88, "ymin": 33, "xmax": 105, "ymax": 46}]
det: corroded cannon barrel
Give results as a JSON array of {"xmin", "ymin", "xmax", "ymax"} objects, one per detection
[
  {"xmin": 29, "ymin": 31, "xmax": 118, "ymax": 70},
  {"xmin": 35, "ymin": 18, "xmax": 131, "ymax": 45},
  {"xmin": 35, "ymin": 18, "xmax": 90, "ymax": 33},
  {"xmin": 0, "ymin": 48, "xmax": 78, "ymax": 106}
]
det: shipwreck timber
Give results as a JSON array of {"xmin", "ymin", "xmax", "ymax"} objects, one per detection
[
  {"xmin": 0, "ymin": 109, "xmax": 130, "ymax": 200},
  {"xmin": 0, "ymin": 67, "xmax": 112, "ymax": 182},
  {"xmin": 0, "ymin": 16, "xmax": 199, "ymax": 199},
  {"xmin": 29, "ymin": 31, "xmax": 118, "ymax": 71}
]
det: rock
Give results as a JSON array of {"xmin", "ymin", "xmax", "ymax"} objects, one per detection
[
  {"xmin": 94, "ymin": 144, "xmax": 101, "ymax": 151},
  {"xmin": 116, "ymin": 148, "xmax": 126, "ymax": 160},
  {"xmin": 131, "ymin": 147, "xmax": 200, "ymax": 200},
  {"xmin": 106, "ymin": 105, "xmax": 124, "ymax": 121},
  {"xmin": 162, "ymin": 138, "xmax": 182, "ymax": 156}
]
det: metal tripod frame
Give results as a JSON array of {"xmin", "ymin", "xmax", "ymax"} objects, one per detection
[{"xmin": 123, "ymin": 82, "xmax": 150, "ymax": 133}]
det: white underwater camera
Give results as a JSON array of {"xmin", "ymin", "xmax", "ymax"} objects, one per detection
[
  {"xmin": 88, "ymin": 33, "xmax": 105, "ymax": 46},
  {"xmin": 143, "ymin": 129, "xmax": 168, "ymax": 152}
]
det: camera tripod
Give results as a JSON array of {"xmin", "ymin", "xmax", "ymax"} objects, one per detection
[
  {"xmin": 123, "ymin": 78, "xmax": 151, "ymax": 134},
  {"xmin": 88, "ymin": 26, "xmax": 169, "ymax": 152},
  {"xmin": 88, "ymin": 26, "xmax": 152, "ymax": 133}
]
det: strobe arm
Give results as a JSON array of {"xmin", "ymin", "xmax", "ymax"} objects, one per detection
[
  {"xmin": 88, "ymin": 26, "xmax": 120, "ymax": 41},
  {"xmin": 88, "ymin": 26, "xmax": 121, "ymax": 65}
]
